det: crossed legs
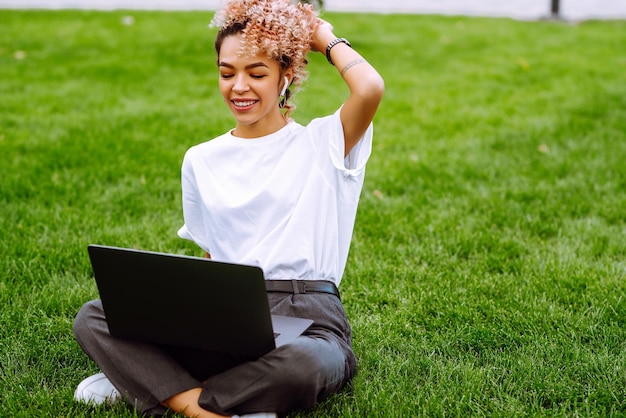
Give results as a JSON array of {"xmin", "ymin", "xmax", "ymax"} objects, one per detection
[{"xmin": 73, "ymin": 293, "xmax": 355, "ymax": 416}]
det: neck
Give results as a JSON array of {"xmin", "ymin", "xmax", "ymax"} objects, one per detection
[{"xmin": 233, "ymin": 114, "xmax": 288, "ymax": 139}]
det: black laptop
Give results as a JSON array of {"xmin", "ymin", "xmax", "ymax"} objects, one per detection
[{"xmin": 87, "ymin": 244, "xmax": 313, "ymax": 358}]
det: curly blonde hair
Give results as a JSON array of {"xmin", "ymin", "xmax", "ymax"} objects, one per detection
[{"xmin": 211, "ymin": 0, "xmax": 320, "ymax": 116}]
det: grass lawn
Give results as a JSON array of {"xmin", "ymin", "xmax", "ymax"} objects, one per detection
[{"xmin": 1, "ymin": 9, "xmax": 625, "ymax": 417}]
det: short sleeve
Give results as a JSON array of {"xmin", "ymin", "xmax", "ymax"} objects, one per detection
[
  {"xmin": 325, "ymin": 107, "xmax": 373, "ymax": 175},
  {"xmin": 307, "ymin": 108, "xmax": 372, "ymax": 204},
  {"xmin": 177, "ymin": 150, "xmax": 211, "ymax": 253}
]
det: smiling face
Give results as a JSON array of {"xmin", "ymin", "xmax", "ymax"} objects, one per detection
[{"xmin": 218, "ymin": 34, "xmax": 291, "ymax": 138}]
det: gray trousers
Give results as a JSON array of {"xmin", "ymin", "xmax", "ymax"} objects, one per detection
[{"xmin": 73, "ymin": 291, "xmax": 356, "ymax": 416}]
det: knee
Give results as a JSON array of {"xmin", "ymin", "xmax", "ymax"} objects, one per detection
[
  {"xmin": 274, "ymin": 340, "xmax": 346, "ymax": 405},
  {"xmin": 73, "ymin": 300, "xmax": 104, "ymax": 342}
]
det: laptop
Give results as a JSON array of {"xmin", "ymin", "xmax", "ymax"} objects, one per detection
[{"xmin": 87, "ymin": 244, "xmax": 313, "ymax": 358}]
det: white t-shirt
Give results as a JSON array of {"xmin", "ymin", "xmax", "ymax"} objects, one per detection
[{"xmin": 177, "ymin": 108, "xmax": 372, "ymax": 286}]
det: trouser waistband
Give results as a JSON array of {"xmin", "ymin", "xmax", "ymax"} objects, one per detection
[{"xmin": 264, "ymin": 280, "xmax": 340, "ymax": 299}]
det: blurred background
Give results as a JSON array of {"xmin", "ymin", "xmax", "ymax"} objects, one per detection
[{"xmin": 1, "ymin": 0, "xmax": 626, "ymax": 20}]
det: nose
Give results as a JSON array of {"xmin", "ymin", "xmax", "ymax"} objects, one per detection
[{"xmin": 232, "ymin": 75, "xmax": 249, "ymax": 94}]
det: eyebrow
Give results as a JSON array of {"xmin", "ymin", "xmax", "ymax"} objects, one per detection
[{"xmin": 218, "ymin": 61, "xmax": 270, "ymax": 70}]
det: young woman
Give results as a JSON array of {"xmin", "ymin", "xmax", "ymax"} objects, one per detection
[{"xmin": 73, "ymin": 0, "xmax": 384, "ymax": 417}]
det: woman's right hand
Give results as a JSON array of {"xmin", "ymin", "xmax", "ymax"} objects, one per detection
[{"xmin": 310, "ymin": 18, "xmax": 335, "ymax": 53}]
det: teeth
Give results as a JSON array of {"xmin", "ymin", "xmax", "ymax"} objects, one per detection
[{"xmin": 233, "ymin": 100, "xmax": 256, "ymax": 107}]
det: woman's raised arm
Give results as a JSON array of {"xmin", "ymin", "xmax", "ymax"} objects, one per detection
[{"xmin": 311, "ymin": 20, "xmax": 385, "ymax": 156}]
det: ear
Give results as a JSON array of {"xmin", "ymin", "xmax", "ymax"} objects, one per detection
[{"xmin": 282, "ymin": 68, "xmax": 294, "ymax": 88}]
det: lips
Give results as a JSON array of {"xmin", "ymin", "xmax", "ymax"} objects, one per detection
[{"xmin": 232, "ymin": 99, "xmax": 259, "ymax": 110}]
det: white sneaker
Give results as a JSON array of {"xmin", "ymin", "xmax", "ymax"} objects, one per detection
[{"xmin": 74, "ymin": 372, "xmax": 121, "ymax": 405}]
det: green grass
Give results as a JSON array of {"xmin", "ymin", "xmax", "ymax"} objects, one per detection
[{"xmin": 1, "ymin": 9, "xmax": 626, "ymax": 417}]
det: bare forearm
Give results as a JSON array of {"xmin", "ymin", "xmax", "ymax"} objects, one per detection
[{"xmin": 311, "ymin": 24, "xmax": 384, "ymax": 101}]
